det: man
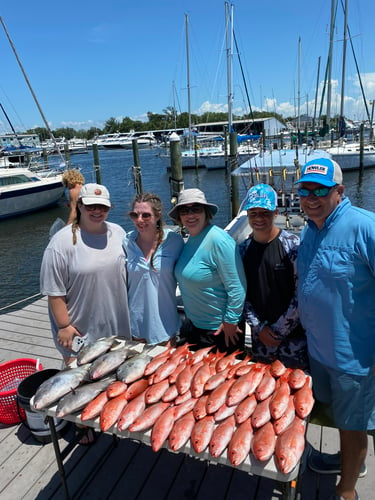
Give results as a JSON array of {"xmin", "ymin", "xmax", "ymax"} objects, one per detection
[
  {"xmin": 295, "ymin": 157, "xmax": 375, "ymax": 500},
  {"xmin": 239, "ymin": 183, "xmax": 308, "ymax": 369}
]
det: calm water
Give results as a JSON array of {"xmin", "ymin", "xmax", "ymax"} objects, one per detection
[{"xmin": 1, "ymin": 148, "xmax": 375, "ymax": 310}]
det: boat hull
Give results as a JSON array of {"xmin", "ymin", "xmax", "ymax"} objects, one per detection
[{"xmin": 0, "ymin": 171, "xmax": 64, "ymax": 219}]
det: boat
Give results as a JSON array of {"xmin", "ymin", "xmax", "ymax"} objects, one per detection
[
  {"xmin": 0, "ymin": 167, "xmax": 65, "ymax": 219},
  {"xmin": 324, "ymin": 142, "xmax": 375, "ymax": 170},
  {"xmin": 231, "ymin": 146, "xmax": 332, "ymax": 177},
  {"xmin": 321, "ymin": 0, "xmax": 374, "ymax": 169},
  {"xmin": 95, "ymin": 131, "xmax": 157, "ymax": 149}
]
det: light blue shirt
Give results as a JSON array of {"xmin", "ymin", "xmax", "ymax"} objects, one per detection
[
  {"xmin": 297, "ymin": 197, "xmax": 375, "ymax": 375},
  {"xmin": 124, "ymin": 228, "xmax": 184, "ymax": 344},
  {"xmin": 175, "ymin": 224, "xmax": 246, "ymax": 329}
]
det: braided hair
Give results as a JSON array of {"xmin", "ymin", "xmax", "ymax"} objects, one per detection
[
  {"xmin": 132, "ymin": 193, "xmax": 164, "ymax": 271},
  {"xmin": 71, "ymin": 203, "xmax": 81, "ymax": 245}
]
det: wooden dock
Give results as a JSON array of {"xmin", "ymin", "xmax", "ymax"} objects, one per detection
[{"xmin": 0, "ymin": 297, "xmax": 373, "ymax": 499}]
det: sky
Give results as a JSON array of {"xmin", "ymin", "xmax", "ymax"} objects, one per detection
[{"xmin": 1, "ymin": 0, "xmax": 375, "ymax": 133}]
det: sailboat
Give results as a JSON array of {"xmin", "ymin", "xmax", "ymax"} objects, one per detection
[
  {"xmin": 323, "ymin": 0, "xmax": 375, "ymax": 170},
  {"xmin": 159, "ymin": 10, "xmax": 259, "ymax": 170}
]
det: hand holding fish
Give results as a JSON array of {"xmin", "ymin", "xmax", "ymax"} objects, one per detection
[
  {"xmin": 214, "ymin": 322, "xmax": 242, "ymax": 347},
  {"xmin": 258, "ymin": 325, "xmax": 281, "ymax": 347}
]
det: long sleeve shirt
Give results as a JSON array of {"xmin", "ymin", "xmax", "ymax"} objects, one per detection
[
  {"xmin": 175, "ymin": 224, "xmax": 246, "ymax": 329},
  {"xmin": 297, "ymin": 197, "xmax": 375, "ymax": 375}
]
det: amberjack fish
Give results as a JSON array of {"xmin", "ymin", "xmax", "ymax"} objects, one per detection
[
  {"xmin": 89, "ymin": 347, "xmax": 134, "ymax": 380},
  {"xmin": 32, "ymin": 364, "xmax": 91, "ymax": 410},
  {"xmin": 77, "ymin": 336, "xmax": 119, "ymax": 365},
  {"xmin": 117, "ymin": 350, "xmax": 153, "ymax": 384},
  {"xmin": 55, "ymin": 376, "xmax": 116, "ymax": 417}
]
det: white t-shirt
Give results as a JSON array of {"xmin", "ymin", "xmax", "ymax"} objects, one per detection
[{"xmin": 40, "ymin": 222, "xmax": 131, "ymax": 357}]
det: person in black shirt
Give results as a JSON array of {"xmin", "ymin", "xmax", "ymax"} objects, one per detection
[{"xmin": 239, "ymin": 184, "xmax": 308, "ymax": 369}]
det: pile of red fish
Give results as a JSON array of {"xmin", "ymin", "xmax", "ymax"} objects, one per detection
[{"xmin": 78, "ymin": 344, "xmax": 314, "ymax": 474}]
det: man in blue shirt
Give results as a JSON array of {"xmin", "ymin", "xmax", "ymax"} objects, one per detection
[{"xmin": 296, "ymin": 157, "xmax": 375, "ymax": 500}]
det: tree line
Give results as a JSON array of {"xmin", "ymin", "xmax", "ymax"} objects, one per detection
[{"xmin": 26, "ymin": 108, "xmax": 287, "ymax": 141}]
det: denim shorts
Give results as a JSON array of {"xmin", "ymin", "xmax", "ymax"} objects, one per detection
[{"xmin": 309, "ymin": 355, "xmax": 375, "ymax": 431}]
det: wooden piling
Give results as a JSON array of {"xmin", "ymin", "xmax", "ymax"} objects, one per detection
[
  {"xmin": 359, "ymin": 123, "xmax": 364, "ymax": 173},
  {"xmin": 92, "ymin": 144, "xmax": 102, "ymax": 184},
  {"xmin": 132, "ymin": 139, "xmax": 143, "ymax": 194},
  {"xmin": 169, "ymin": 132, "xmax": 184, "ymax": 205}
]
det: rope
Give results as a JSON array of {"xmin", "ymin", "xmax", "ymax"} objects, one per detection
[{"xmin": 0, "ymin": 293, "xmax": 42, "ymax": 312}]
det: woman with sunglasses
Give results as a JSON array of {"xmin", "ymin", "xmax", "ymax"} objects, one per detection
[
  {"xmin": 238, "ymin": 183, "xmax": 308, "ymax": 369},
  {"xmin": 40, "ymin": 183, "xmax": 131, "ymax": 367},
  {"xmin": 169, "ymin": 188, "xmax": 246, "ymax": 354},
  {"xmin": 123, "ymin": 192, "xmax": 184, "ymax": 345}
]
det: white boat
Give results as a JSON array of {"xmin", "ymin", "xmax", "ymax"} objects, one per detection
[
  {"xmin": 325, "ymin": 143, "xmax": 375, "ymax": 170},
  {"xmin": 0, "ymin": 167, "xmax": 65, "ymax": 219},
  {"xmin": 231, "ymin": 147, "xmax": 332, "ymax": 177}
]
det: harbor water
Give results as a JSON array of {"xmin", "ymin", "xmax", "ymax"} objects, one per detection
[{"xmin": 1, "ymin": 148, "xmax": 375, "ymax": 310}]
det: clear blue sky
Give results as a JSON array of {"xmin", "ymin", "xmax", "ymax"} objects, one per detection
[{"xmin": 1, "ymin": 0, "xmax": 374, "ymax": 132}]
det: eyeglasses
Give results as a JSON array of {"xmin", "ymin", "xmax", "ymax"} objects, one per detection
[
  {"xmin": 248, "ymin": 210, "xmax": 274, "ymax": 219},
  {"xmin": 129, "ymin": 211, "xmax": 152, "ymax": 220},
  {"xmin": 298, "ymin": 186, "xmax": 335, "ymax": 197},
  {"xmin": 179, "ymin": 205, "xmax": 204, "ymax": 216},
  {"xmin": 83, "ymin": 204, "xmax": 110, "ymax": 212}
]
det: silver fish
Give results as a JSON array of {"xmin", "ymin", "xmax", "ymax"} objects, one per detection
[
  {"xmin": 77, "ymin": 336, "xmax": 119, "ymax": 365},
  {"xmin": 89, "ymin": 346, "xmax": 136, "ymax": 380},
  {"xmin": 32, "ymin": 365, "xmax": 91, "ymax": 410},
  {"xmin": 116, "ymin": 349, "xmax": 153, "ymax": 384},
  {"xmin": 55, "ymin": 376, "xmax": 116, "ymax": 418}
]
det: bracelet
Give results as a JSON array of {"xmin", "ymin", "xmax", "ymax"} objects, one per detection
[{"xmin": 58, "ymin": 323, "xmax": 71, "ymax": 329}]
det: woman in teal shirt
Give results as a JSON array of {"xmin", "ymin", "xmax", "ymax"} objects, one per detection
[{"xmin": 169, "ymin": 189, "xmax": 246, "ymax": 353}]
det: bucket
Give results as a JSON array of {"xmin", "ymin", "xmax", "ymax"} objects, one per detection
[{"xmin": 17, "ymin": 369, "xmax": 70, "ymax": 444}]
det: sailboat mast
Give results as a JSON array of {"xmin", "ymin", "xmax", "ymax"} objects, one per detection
[
  {"xmin": 185, "ymin": 14, "xmax": 192, "ymax": 148},
  {"xmin": 339, "ymin": 0, "xmax": 348, "ymax": 136},
  {"xmin": 297, "ymin": 37, "xmax": 301, "ymax": 144},
  {"xmin": 326, "ymin": 0, "xmax": 337, "ymax": 129},
  {"xmin": 225, "ymin": 2, "xmax": 234, "ymax": 132},
  {"xmin": 0, "ymin": 16, "xmax": 64, "ymax": 161}
]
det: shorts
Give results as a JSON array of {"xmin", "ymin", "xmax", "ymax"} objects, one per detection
[
  {"xmin": 309, "ymin": 355, "xmax": 375, "ymax": 431},
  {"xmin": 179, "ymin": 318, "xmax": 244, "ymax": 354}
]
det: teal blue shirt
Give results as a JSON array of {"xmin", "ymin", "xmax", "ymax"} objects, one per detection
[{"xmin": 175, "ymin": 224, "xmax": 246, "ymax": 329}]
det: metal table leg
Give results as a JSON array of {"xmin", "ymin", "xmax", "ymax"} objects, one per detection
[{"xmin": 47, "ymin": 416, "xmax": 71, "ymax": 500}]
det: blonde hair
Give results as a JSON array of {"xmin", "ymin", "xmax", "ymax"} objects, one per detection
[
  {"xmin": 131, "ymin": 193, "xmax": 164, "ymax": 270},
  {"xmin": 62, "ymin": 169, "xmax": 85, "ymax": 189}
]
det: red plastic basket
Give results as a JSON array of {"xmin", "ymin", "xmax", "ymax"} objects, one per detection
[{"xmin": 0, "ymin": 358, "xmax": 43, "ymax": 425}]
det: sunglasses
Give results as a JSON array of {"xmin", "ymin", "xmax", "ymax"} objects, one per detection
[
  {"xmin": 298, "ymin": 186, "xmax": 335, "ymax": 197},
  {"xmin": 179, "ymin": 205, "xmax": 204, "ymax": 216},
  {"xmin": 83, "ymin": 204, "xmax": 110, "ymax": 212},
  {"xmin": 248, "ymin": 210, "xmax": 273, "ymax": 219},
  {"xmin": 129, "ymin": 211, "xmax": 153, "ymax": 220}
]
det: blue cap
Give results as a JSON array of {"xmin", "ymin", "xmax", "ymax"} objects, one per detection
[
  {"xmin": 295, "ymin": 158, "xmax": 343, "ymax": 187},
  {"xmin": 243, "ymin": 184, "xmax": 277, "ymax": 211}
]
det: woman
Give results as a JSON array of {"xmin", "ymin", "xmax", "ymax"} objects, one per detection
[
  {"xmin": 40, "ymin": 183, "xmax": 131, "ymax": 366},
  {"xmin": 124, "ymin": 192, "xmax": 184, "ymax": 345},
  {"xmin": 239, "ymin": 183, "xmax": 308, "ymax": 369},
  {"xmin": 169, "ymin": 188, "xmax": 246, "ymax": 353}
]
